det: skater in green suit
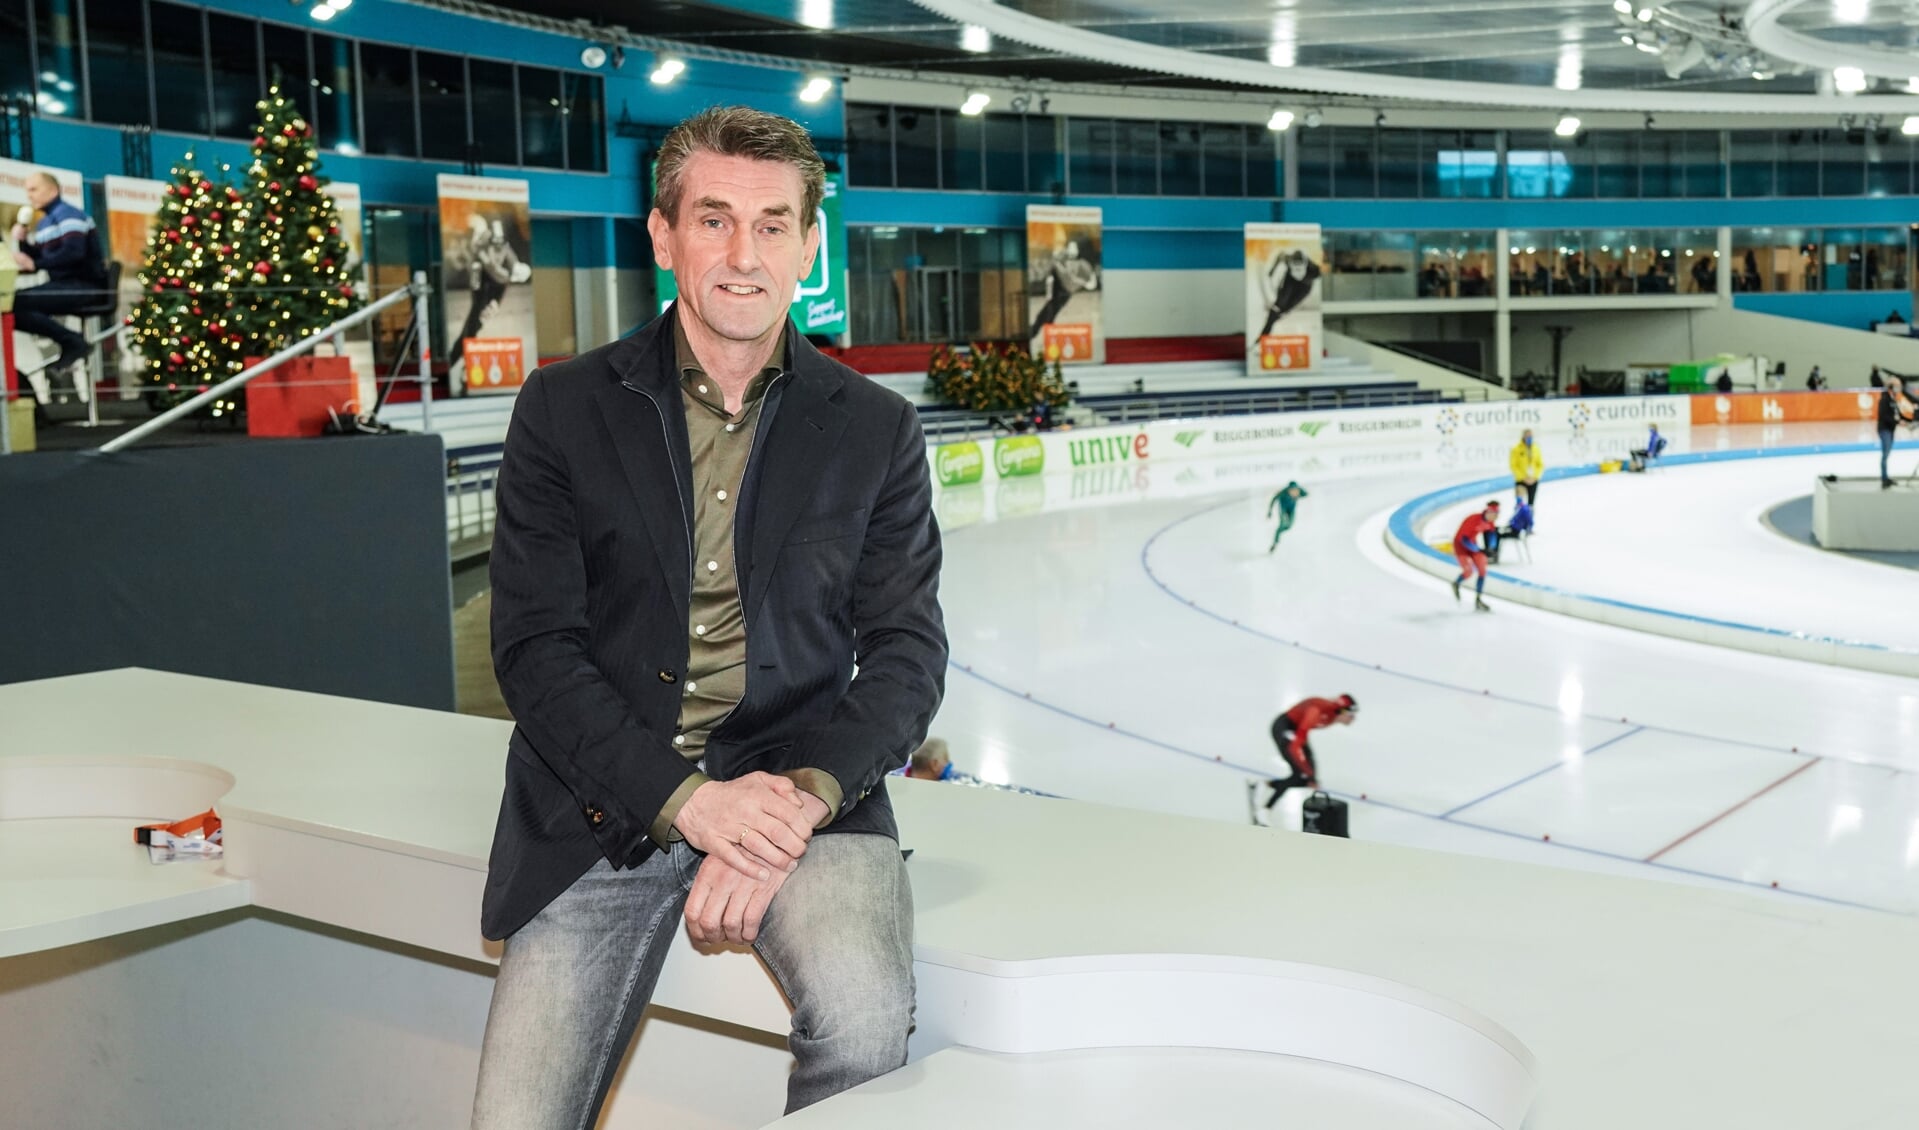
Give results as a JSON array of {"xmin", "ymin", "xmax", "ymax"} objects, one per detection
[{"xmin": 1267, "ymin": 481, "xmax": 1308, "ymax": 552}]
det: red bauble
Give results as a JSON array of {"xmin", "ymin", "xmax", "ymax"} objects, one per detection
[
  {"xmin": 268, "ymin": 181, "xmax": 282, "ymax": 192},
  {"xmin": 339, "ymin": 285, "xmax": 354, "ymax": 297},
  {"xmin": 282, "ymin": 124, "xmax": 297, "ymax": 136},
  {"xmin": 254, "ymin": 261, "xmax": 272, "ymax": 275},
  {"xmin": 327, "ymin": 225, "xmax": 339, "ymax": 235},
  {"xmin": 191, "ymin": 305, "xmax": 202, "ymax": 316},
  {"xmin": 227, "ymin": 188, "xmax": 241, "ymax": 201},
  {"xmin": 166, "ymin": 231, "xmax": 182, "ymax": 243},
  {"xmin": 252, "ymin": 137, "xmax": 266, "ymax": 149},
  {"xmin": 180, "ymin": 214, "xmax": 196, "ymax": 226},
  {"xmin": 210, "ymin": 210, "xmax": 222, "ymax": 221},
  {"xmin": 178, "ymin": 335, "xmax": 190, "ymax": 345},
  {"xmin": 321, "ymin": 258, "xmax": 333, "ymax": 268},
  {"xmin": 151, "ymin": 284, "xmax": 165, "ymax": 294},
  {"xmin": 298, "ymin": 175, "xmax": 318, "ymax": 191},
  {"xmin": 168, "ymin": 351, "xmax": 185, "ymax": 365}
]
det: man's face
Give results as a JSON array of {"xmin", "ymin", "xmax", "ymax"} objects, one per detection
[
  {"xmin": 1286, "ymin": 257, "xmax": 1308, "ymax": 280},
  {"xmin": 24, "ymin": 176, "xmax": 58, "ymax": 210},
  {"xmin": 1336, "ymin": 711, "xmax": 1355, "ymax": 727},
  {"xmin": 649, "ymin": 150, "xmax": 819, "ymax": 348}
]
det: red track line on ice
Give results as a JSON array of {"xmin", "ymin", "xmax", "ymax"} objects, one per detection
[{"xmin": 1645, "ymin": 758, "xmax": 1818, "ymax": 863}]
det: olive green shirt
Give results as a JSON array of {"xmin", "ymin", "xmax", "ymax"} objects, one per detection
[{"xmin": 647, "ymin": 319, "xmax": 843, "ymax": 845}]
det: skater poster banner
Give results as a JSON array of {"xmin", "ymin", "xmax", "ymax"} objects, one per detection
[
  {"xmin": 651, "ymin": 169, "xmax": 850, "ymax": 338},
  {"xmin": 1245, "ymin": 223, "xmax": 1324, "ymax": 376},
  {"xmin": 437, "ymin": 174, "xmax": 535, "ymax": 396},
  {"xmin": 320, "ymin": 181, "xmax": 375, "ymax": 410},
  {"xmin": 104, "ymin": 175, "xmax": 169, "ymax": 383},
  {"xmin": 1026, "ymin": 205, "xmax": 1103, "ymax": 366}
]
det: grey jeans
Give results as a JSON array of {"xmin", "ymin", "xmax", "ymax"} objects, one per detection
[{"xmin": 471, "ymin": 833, "xmax": 915, "ymax": 1128}]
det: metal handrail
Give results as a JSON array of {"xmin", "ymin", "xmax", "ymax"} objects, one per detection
[
  {"xmin": 1368, "ymin": 341, "xmax": 1496, "ymax": 385},
  {"xmin": 97, "ymin": 274, "xmax": 433, "ymax": 453}
]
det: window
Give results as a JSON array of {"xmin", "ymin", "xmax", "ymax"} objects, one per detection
[
  {"xmin": 1427, "ymin": 130, "xmax": 1496, "ymax": 199},
  {"xmin": 1504, "ymin": 130, "xmax": 1571, "ymax": 199},
  {"xmin": 358, "ymin": 43, "xmax": 414, "ymax": 157},
  {"xmin": 416, "ymin": 51, "xmax": 468, "ymax": 162},
  {"xmin": 1295, "ymin": 125, "xmax": 1331, "ymax": 197},
  {"xmin": 893, "ymin": 107, "xmax": 937, "ymax": 188},
  {"xmin": 1683, "ymin": 131, "xmax": 1723, "ymax": 197},
  {"xmin": 1674, "ymin": 229, "xmax": 1719, "ymax": 294},
  {"xmin": 1376, "ymin": 129, "xmax": 1418, "ymax": 197},
  {"xmin": 149, "ymin": 2, "xmax": 208, "ymax": 135},
  {"xmin": 561, "ymin": 72, "xmax": 603, "ymax": 172},
  {"xmin": 312, "ymin": 33, "xmax": 358, "ymax": 154},
  {"xmin": 1728, "ymin": 130, "xmax": 1774, "ymax": 197},
  {"xmin": 1114, "ymin": 120, "xmax": 1156, "ymax": 194},
  {"xmin": 31, "ymin": 0, "xmax": 80, "ymax": 118},
  {"xmin": 207, "ymin": 13, "xmax": 261, "ymax": 139},
  {"xmin": 1199, "ymin": 124, "xmax": 1241, "ymax": 197},
  {"xmin": 940, "ymin": 110, "xmax": 982, "ymax": 191},
  {"xmin": 1026, "ymin": 115, "xmax": 1061, "ymax": 195},
  {"xmin": 1638, "ymin": 131, "xmax": 1677, "ymax": 197},
  {"xmin": 261, "ymin": 23, "xmax": 312, "ymax": 127},
  {"xmin": 518, "ymin": 66, "xmax": 562, "ymax": 169},
  {"xmin": 1820, "ymin": 129, "xmax": 1865, "ymax": 196},
  {"xmin": 1246, "ymin": 126, "xmax": 1278, "ymax": 197},
  {"xmin": 1067, "ymin": 117, "xmax": 1113, "ymax": 194},
  {"xmin": 1324, "ymin": 231, "xmax": 1370, "ymax": 301},
  {"xmin": 1777, "ymin": 130, "xmax": 1819, "ymax": 195},
  {"xmin": 468, "ymin": 59, "xmax": 516, "ymax": 167},
  {"xmin": 982, "ymin": 113, "xmax": 1024, "ymax": 192},
  {"xmin": 1331, "ymin": 127, "xmax": 1375, "ymax": 198},
  {"xmin": 1860, "ymin": 227, "xmax": 1907, "ymax": 290},
  {"xmin": 1159, "ymin": 122, "xmax": 1200, "ymax": 195},
  {"xmin": 0, "ymin": 0, "xmax": 32, "ymax": 105},
  {"xmin": 1865, "ymin": 128, "xmax": 1910, "ymax": 196},
  {"xmin": 1589, "ymin": 132, "xmax": 1636, "ymax": 197},
  {"xmin": 85, "ymin": 0, "xmax": 149, "ymax": 126},
  {"xmin": 847, "ymin": 104, "xmax": 893, "ymax": 186}
]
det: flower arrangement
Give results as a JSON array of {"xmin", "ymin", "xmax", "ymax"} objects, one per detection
[{"xmin": 926, "ymin": 342, "xmax": 1070, "ymax": 413}]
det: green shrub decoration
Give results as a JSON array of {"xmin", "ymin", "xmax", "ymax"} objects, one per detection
[{"xmin": 926, "ymin": 343, "xmax": 1071, "ymax": 413}]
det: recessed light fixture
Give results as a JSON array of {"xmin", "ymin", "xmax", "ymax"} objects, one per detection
[
  {"xmin": 961, "ymin": 25, "xmax": 990, "ymax": 53},
  {"xmin": 580, "ymin": 45, "xmax": 607, "ymax": 69},
  {"xmin": 651, "ymin": 58, "xmax": 686, "ymax": 85},
  {"xmin": 1555, "ymin": 114, "xmax": 1582, "ymax": 138},
  {"xmin": 1834, "ymin": 66, "xmax": 1867, "ymax": 93},
  {"xmin": 959, "ymin": 90, "xmax": 991, "ymax": 116},
  {"xmin": 1902, "ymin": 116, "xmax": 1919, "ymax": 136},
  {"xmin": 1267, "ymin": 109, "xmax": 1294, "ymax": 132},
  {"xmin": 800, "ymin": 76, "xmax": 833, "ymax": 104}
]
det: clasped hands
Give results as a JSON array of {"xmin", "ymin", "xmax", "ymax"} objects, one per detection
[{"xmin": 675, "ymin": 772, "xmax": 829, "ymax": 945}]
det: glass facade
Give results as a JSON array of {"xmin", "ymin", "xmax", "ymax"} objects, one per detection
[
  {"xmin": 848, "ymin": 225, "xmax": 1028, "ymax": 345},
  {"xmin": 0, "ymin": 0, "xmax": 607, "ymax": 172}
]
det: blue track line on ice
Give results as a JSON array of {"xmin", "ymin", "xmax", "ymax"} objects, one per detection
[{"xmin": 1439, "ymin": 726, "xmax": 1648, "ymax": 819}]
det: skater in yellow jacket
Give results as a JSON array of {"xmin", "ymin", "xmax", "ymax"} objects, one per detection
[{"xmin": 1509, "ymin": 430, "xmax": 1544, "ymax": 507}]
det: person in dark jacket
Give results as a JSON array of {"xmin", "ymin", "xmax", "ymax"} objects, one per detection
[
  {"xmin": 9, "ymin": 170, "xmax": 108, "ymax": 378},
  {"xmin": 471, "ymin": 107, "xmax": 947, "ymax": 1128},
  {"xmin": 1879, "ymin": 374, "xmax": 1915, "ymax": 487}
]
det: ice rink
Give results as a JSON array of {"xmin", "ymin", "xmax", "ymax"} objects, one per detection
[{"xmin": 929, "ymin": 422, "xmax": 1919, "ymax": 914}]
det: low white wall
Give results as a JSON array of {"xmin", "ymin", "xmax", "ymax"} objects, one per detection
[{"xmin": 1100, "ymin": 269, "xmax": 1242, "ymax": 337}]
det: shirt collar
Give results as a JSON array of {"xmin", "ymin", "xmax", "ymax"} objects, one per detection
[{"xmin": 673, "ymin": 310, "xmax": 786, "ymax": 417}]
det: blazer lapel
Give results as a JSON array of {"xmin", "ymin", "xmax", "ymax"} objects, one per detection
[
  {"xmin": 594, "ymin": 335, "xmax": 694, "ymax": 616},
  {"xmin": 743, "ymin": 365, "xmax": 849, "ymax": 629}
]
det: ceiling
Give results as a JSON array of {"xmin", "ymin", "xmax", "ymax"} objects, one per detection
[{"xmin": 479, "ymin": 0, "xmax": 1919, "ymax": 109}]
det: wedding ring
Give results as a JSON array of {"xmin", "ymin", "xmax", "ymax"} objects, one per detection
[{"xmin": 737, "ymin": 826, "xmax": 750, "ymax": 845}]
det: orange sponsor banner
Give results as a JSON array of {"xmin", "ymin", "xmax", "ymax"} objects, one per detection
[
  {"xmin": 1257, "ymin": 334, "xmax": 1312, "ymax": 372},
  {"xmin": 1690, "ymin": 390, "xmax": 1879, "ymax": 425},
  {"xmin": 461, "ymin": 337, "xmax": 527, "ymax": 393},
  {"xmin": 1040, "ymin": 323, "xmax": 1095, "ymax": 364}
]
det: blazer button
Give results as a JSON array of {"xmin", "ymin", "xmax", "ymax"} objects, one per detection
[
  {"xmin": 658, "ymin": 669, "xmax": 677, "ymax": 684},
  {"xmin": 586, "ymin": 805, "xmax": 605, "ymax": 826}
]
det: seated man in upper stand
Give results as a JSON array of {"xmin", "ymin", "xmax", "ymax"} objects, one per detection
[{"xmin": 9, "ymin": 170, "xmax": 109, "ymax": 381}]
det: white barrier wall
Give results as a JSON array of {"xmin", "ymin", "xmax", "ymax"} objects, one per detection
[{"xmin": 930, "ymin": 396, "xmax": 1688, "ymax": 489}]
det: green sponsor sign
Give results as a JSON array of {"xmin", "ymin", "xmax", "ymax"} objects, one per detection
[
  {"xmin": 1298, "ymin": 420, "xmax": 1328, "ymax": 437},
  {"xmin": 935, "ymin": 441, "xmax": 985, "ymax": 486},
  {"xmin": 652, "ymin": 169, "xmax": 848, "ymax": 338},
  {"xmin": 994, "ymin": 434, "xmax": 1046, "ymax": 478}
]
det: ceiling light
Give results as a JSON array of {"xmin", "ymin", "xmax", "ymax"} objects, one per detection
[
  {"xmin": 1636, "ymin": 8, "xmax": 1652, "ymax": 21},
  {"xmin": 1903, "ymin": 116, "xmax": 1919, "ymax": 136},
  {"xmin": 1555, "ymin": 114, "xmax": 1582, "ymax": 138},
  {"xmin": 1834, "ymin": 66, "xmax": 1867, "ymax": 93},
  {"xmin": 310, "ymin": 2, "xmax": 336, "ymax": 20},
  {"xmin": 1555, "ymin": 45, "xmax": 1582, "ymax": 91},
  {"xmin": 959, "ymin": 90, "xmax": 990, "ymax": 116},
  {"xmin": 800, "ymin": 0, "xmax": 833, "ymax": 30},
  {"xmin": 1620, "ymin": 33, "xmax": 1636, "ymax": 45},
  {"xmin": 331, "ymin": 0, "xmax": 353, "ymax": 10},
  {"xmin": 580, "ymin": 45, "xmax": 607, "ymax": 69},
  {"xmin": 1267, "ymin": 109, "xmax": 1294, "ymax": 131},
  {"xmin": 650, "ymin": 58, "xmax": 685, "ymax": 84},
  {"xmin": 1613, "ymin": 0, "xmax": 1632, "ymax": 10},
  {"xmin": 1833, "ymin": 0, "xmax": 1869, "ymax": 24},
  {"xmin": 799, "ymin": 76, "xmax": 833, "ymax": 104},
  {"xmin": 961, "ymin": 24, "xmax": 990, "ymax": 53},
  {"xmin": 1302, "ymin": 108, "xmax": 1323, "ymax": 128},
  {"xmin": 1268, "ymin": 11, "xmax": 1297, "ymax": 68},
  {"xmin": 1909, "ymin": 77, "xmax": 1919, "ymax": 93}
]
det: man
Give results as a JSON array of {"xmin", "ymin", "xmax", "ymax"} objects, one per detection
[
  {"xmin": 1031, "ymin": 236, "xmax": 1097, "ymax": 331},
  {"xmin": 1631, "ymin": 423, "xmax": 1668, "ymax": 470},
  {"xmin": 1492, "ymin": 497, "xmax": 1533, "ymax": 565},
  {"xmin": 473, "ymin": 106, "xmax": 946, "ymax": 1127},
  {"xmin": 1451, "ymin": 500, "xmax": 1500, "ymax": 613},
  {"xmin": 1255, "ymin": 694, "xmax": 1357, "ymax": 825},
  {"xmin": 9, "ymin": 170, "xmax": 108, "ymax": 379},
  {"xmin": 1509, "ymin": 429, "xmax": 1544, "ymax": 507},
  {"xmin": 906, "ymin": 738, "xmax": 955, "ymax": 781},
  {"xmin": 1259, "ymin": 249, "xmax": 1321, "ymax": 338},
  {"xmin": 1266, "ymin": 480, "xmax": 1308, "ymax": 553},
  {"xmin": 1878, "ymin": 374, "xmax": 1915, "ymax": 488}
]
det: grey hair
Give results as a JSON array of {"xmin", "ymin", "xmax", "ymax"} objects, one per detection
[{"xmin": 654, "ymin": 105, "xmax": 825, "ymax": 232}]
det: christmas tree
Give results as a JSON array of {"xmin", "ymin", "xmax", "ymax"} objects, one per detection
[
  {"xmin": 229, "ymin": 78, "xmax": 361, "ymax": 355},
  {"xmin": 127, "ymin": 154, "xmax": 250, "ymax": 410}
]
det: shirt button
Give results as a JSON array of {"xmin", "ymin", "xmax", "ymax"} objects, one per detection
[
  {"xmin": 694, "ymin": 624, "xmax": 707, "ymax": 636},
  {"xmin": 706, "ymin": 560, "xmax": 718, "ymax": 572},
  {"xmin": 725, "ymin": 423, "xmax": 737, "ymax": 433},
  {"xmin": 698, "ymin": 384, "xmax": 708, "ymax": 394},
  {"xmin": 716, "ymin": 490, "xmax": 727, "ymax": 501},
  {"xmin": 685, "ymin": 681, "xmax": 697, "ymax": 693},
  {"xmin": 673, "ymin": 735, "xmax": 685, "ymax": 747}
]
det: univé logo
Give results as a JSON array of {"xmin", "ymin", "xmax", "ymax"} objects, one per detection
[
  {"xmin": 1067, "ymin": 431, "xmax": 1150, "ymax": 466},
  {"xmin": 935, "ymin": 442, "xmax": 984, "ymax": 486},
  {"xmin": 993, "ymin": 435, "xmax": 1046, "ymax": 477},
  {"xmin": 1298, "ymin": 420, "xmax": 1327, "ymax": 437}
]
